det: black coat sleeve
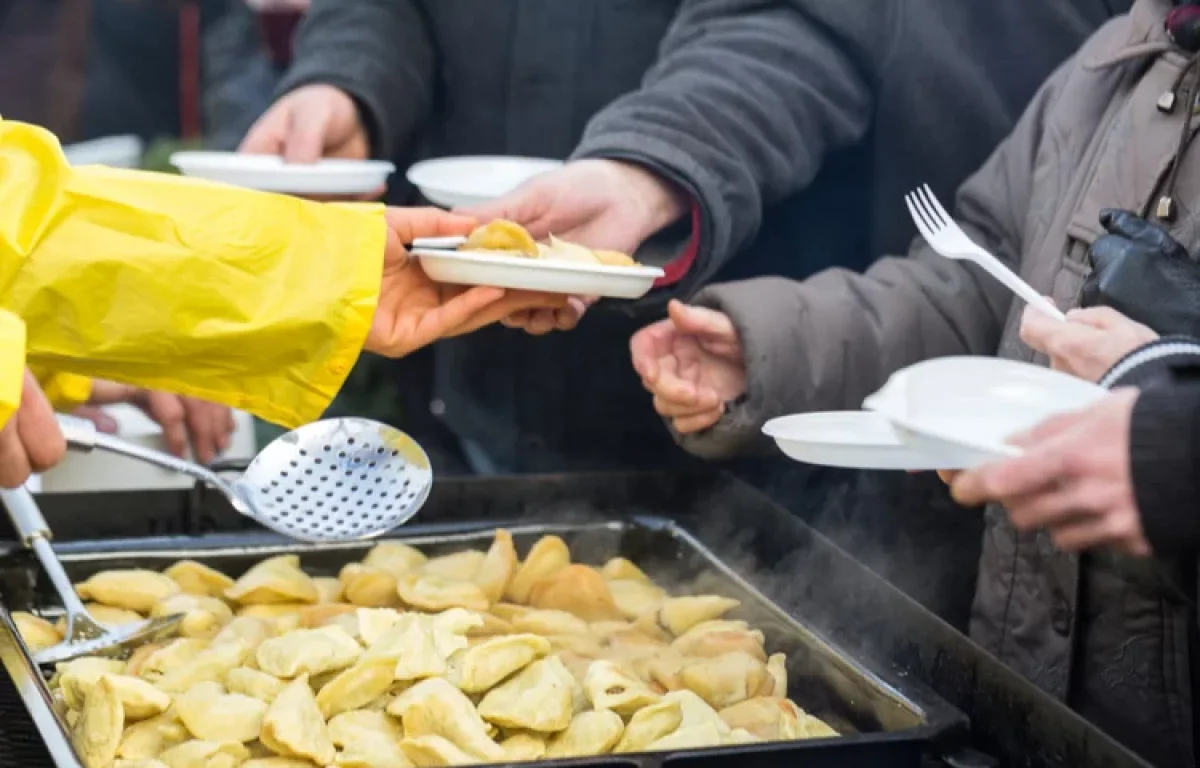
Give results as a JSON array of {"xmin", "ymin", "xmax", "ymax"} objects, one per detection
[
  {"xmin": 274, "ymin": 0, "xmax": 435, "ymax": 160},
  {"xmin": 571, "ymin": 0, "xmax": 889, "ymax": 299}
]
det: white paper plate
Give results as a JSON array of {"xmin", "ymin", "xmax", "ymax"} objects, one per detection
[
  {"xmin": 763, "ymin": 411, "xmax": 947, "ymax": 470},
  {"xmin": 63, "ymin": 135, "xmax": 144, "ymax": 168},
  {"xmin": 406, "ymin": 156, "xmax": 563, "ymax": 209},
  {"xmin": 864, "ymin": 356, "xmax": 1109, "ymax": 469},
  {"xmin": 170, "ymin": 151, "xmax": 395, "ymax": 195},
  {"xmin": 411, "ymin": 249, "xmax": 664, "ymax": 300}
]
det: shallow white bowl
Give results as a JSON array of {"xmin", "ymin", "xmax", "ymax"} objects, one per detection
[
  {"xmin": 411, "ymin": 249, "xmax": 663, "ymax": 300},
  {"xmin": 170, "ymin": 151, "xmax": 395, "ymax": 195},
  {"xmin": 406, "ymin": 156, "xmax": 563, "ymax": 209},
  {"xmin": 863, "ymin": 356, "xmax": 1109, "ymax": 469},
  {"xmin": 763, "ymin": 411, "xmax": 947, "ymax": 470}
]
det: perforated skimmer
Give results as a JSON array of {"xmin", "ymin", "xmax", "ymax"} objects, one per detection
[{"xmin": 56, "ymin": 415, "xmax": 433, "ymax": 542}]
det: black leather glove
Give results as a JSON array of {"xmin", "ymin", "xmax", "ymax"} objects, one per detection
[{"xmin": 1081, "ymin": 209, "xmax": 1200, "ymax": 337}]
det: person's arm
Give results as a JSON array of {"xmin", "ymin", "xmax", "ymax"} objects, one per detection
[
  {"xmin": 274, "ymin": 0, "xmax": 435, "ymax": 160},
  {"xmin": 672, "ymin": 54, "xmax": 1075, "ymax": 459},
  {"xmin": 572, "ymin": 0, "xmax": 888, "ymax": 295},
  {"xmin": 0, "ymin": 119, "xmax": 383, "ymax": 429}
]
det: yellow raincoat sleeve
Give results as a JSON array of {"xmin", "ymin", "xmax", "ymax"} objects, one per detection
[{"xmin": 0, "ymin": 119, "xmax": 385, "ymax": 428}]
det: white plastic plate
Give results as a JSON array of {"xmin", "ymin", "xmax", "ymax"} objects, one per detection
[
  {"xmin": 62, "ymin": 135, "xmax": 144, "ymax": 168},
  {"xmin": 864, "ymin": 356, "xmax": 1109, "ymax": 469},
  {"xmin": 762, "ymin": 411, "xmax": 948, "ymax": 470},
  {"xmin": 406, "ymin": 156, "xmax": 563, "ymax": 209},
  {"xmin": 169, "ymin": 151, "xmax": 395, "ymax": 195},
  {"xmin": 410, "ymin": 249, "xmax": 664, "ymax": 300}
]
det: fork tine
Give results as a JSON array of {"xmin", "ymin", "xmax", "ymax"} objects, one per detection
[
  {"xmin": 915, "ymin": 185, "xmax": 945, "ymax": 230},
  {"xmin": 907, "ymin": 191, "xmax": 941, "ymax": 240},
  {"xmin": 905, "ymin": 194, "xmax": 937, "ymax": 243},
  {"xmin": 921, "ymin": 184, "xmax": 956, "ymax": 229}
]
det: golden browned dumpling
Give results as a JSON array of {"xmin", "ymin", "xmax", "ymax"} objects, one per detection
[
  {"xmin": 421, "ymin": 551, "xmax": 485, "ymax": 582},
  {"xmin": 540, "ymin": 236, "xmax": 601, "ymax": 265},
  {"xmin": 353, "ymin": 607, "xmax": 404, "ymax": 645},
  {"xmin": 57, "ymin": 657, "xmax": 127, "ymax": 710},
  {"xmin": 113, "ymin": 759, "xmax": 171, "ymax": 768},
  {"xmin": 599, "ymin": 558, "xmax": 651, "ymax": 583},
  {"xmin": 717, "ymin": 696, "xmax": 825, "ymax": 741},
  {"xmin": 399, "ymin": 734, "xmax": 477, "ymax": 767},
  {"xmin": 489, "ymin": 603, "xmax": 531, "ymax": 623},
  {"xmin": 256, "ymin": 626, "xmax": 361, "ymax": 678},
  {"xmin": 155, "ymin": 640, "xmax": 250, "ymax": 694},
  {"xmin": 473, "ymin": 530, "xmax": 516, "ymax": 605},
  {"xmin": 242, "ymin": 758, "xmax": 317, "ymax": 768},
  {"xmin": 135, "ymin": 639, "xmax": 206, "ymax": 683},
  {"xmin": 511, "ymin": 609, "xmax": 589, "ymax": 637},
  {"xmin": 671, "ymin": 622, "xmax": 766, "ymax": 662},
  {"xmin": 463, "ymin": 220, "xmax": 540, "ymax": 257},
  {"xmin": 765, "ymin": 653, "xmax": 787, "ymax": 698},
  {"xmin": 225, "ymin": 556, "xmax": 318, "ymax": 606},
  {"xmin": 363, "ymin": 615, "xmax": 446, "ymax": 681},
  {"xmin": 72, "ymin": 674, "xmax": 125, "ymax": 768},
  {"xmin": 477, "ymin": 656, "xmax": 574, "ymax": 733},
  {"xmin": 499, "ymin": 733, "xmax": 546, "ymax": 761},
  {"xmin": 157, "ymin": 739, "xmax": 249, "ymax": 768},
  {"xmin": 13, "ymin": 611, "xmax": 62, "ymax": 651},
  {"xmin": 505, "ymin": 536, "xmax": 570, "ymax": 604},
  {"xmin": 528, "ymin": 565, "xmax": 622, "ymax": 622},
  {"xmin": 340, "ymin": 564, "xmax": 400, "ymax": 608},
  {"xmin": 594, "ymin": 250, "xmax": 637, "ymax": 267},
  {"xmin": 466, "ymin": 613, "xmax": 513, "ymax": 638},
  {"xmin": 396, "ymin": 573, "xmax": 490, "ymax": 613},
  {"xmin": 224, "ymin": 667, "xmax": 286, "ymax": 703},
  {"xmin": 606, "ymin": 579, "xmax": 667, "ymax": 621},
  {"xmin": 234, "ymin": 605, "xmax": 304, "ymax": 636},
  {"xmin": 116, "ymin": 714, "xmax": 190, "ymax": 760},
  {"xmin": 680, "ymin": 651, "xmax": 769, "ymax": 709},
  {"xmin": 176, "ymin": 682, "xmax": 268, "ymax": 743},
  {"xmin": 362, "ymin": 542, "xmax": 427, "ymax": 579},
  {"xmin": 152, "ymin": 594, "xmax": 234, "ymax": 640},
  {"xmin": 646, "ymin": 722, "xmax": 725, "ymax": 751},
  {"xmin": 297, "ymin": 603, "xmax": 357, "ymax": 629},
  {"xmin": 315, "ymin": 659, "xmax": 396, "ymax": 719},
  {"xmin": 387, "ymin": 678, "xmax": 503, "ymax": 761},
  {"xmin": 614, "ymin": 699, "xmax": 683, "ymax": 753},
  {"xmin": 164, "ymin": 561, "xmax": 235, "ymax": 598},
  {"xmin": 450, "ymin": 633, "xmax": 551, "ymax": 693},
  {"xmin": 327, "ymin": 709, "xmax": 403, "ymax": 747},
  {"xmin": 658, "ymin": 596, "xmax": 740, "ymax": 637},
  {"xmin": 311, "ymin": 577, "xmax": 344, "ymax": 605},
  {"xmin": 584, "ymin": 659, "xmax": 660, "ymax": 715},
  {"xmin": 77, "ymin": 569, "xmax": 181, "ymax": 614},
  {"xmin": 260, "ymin": 676, "xmax": 336, "ymax": 765},
  {"xmin": 546, "ymin": 710, "xmax": 624, "ymax": 758},
  {"xmin": 96, "ymin": 674, "xmax": 172, "ymax": 721}
]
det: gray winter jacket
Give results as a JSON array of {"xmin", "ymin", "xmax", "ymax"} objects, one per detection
[{"xmin": 684, "ymin": 2, "xmax": 1199, "ymax": 764}]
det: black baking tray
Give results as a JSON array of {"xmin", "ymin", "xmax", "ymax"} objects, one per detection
[{"xmin": 0, "ymin": 471, "xmax": 1155, "ymax": 768}]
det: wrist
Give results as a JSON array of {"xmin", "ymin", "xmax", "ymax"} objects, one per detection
[{"xmin": 611, "ymin": 160, "xmax": 688, "ymax": 239}]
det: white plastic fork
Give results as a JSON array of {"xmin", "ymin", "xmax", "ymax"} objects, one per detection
[{"xmin": 905, "ymin": 184, "xmax": 1065, "ymax": 321}]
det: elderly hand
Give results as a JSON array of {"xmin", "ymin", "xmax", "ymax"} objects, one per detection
[
  {"xmin": 950, "ymin": 388, "xmax": 1148, "ymax": 556},
  {"xmin": 79, "ymin": 381, "xmax": 236, "ymax": 464},
  {"xmin": 631, "ymin": 300, "xmax": 745, "ymax": 434},
  {"xmin": 367, "ymin": 208, "xmax": 566, "ymax": 358},
  {"xmin": 459, "ymin": 159, "xmax": 689, "ymax": 334},
  {"xmin": 0, "ymin": 371, "xmax": 66, "ymax": 488},
  {"xmin": 1021, "ymin": 305, "xmax": 1158, "ymax": 383}
]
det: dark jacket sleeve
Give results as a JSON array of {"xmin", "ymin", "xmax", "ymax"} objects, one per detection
[
  {"xmin": 274, "ymin": 0, "xmax": 435, "ymax": 160},
  {"xmin": 1101, "ymin": 337, "xmax": 1200, "ymax": 556},
  {"xmin": 571, "ymin": 0, "xmax": 888, "ymax": 299}
]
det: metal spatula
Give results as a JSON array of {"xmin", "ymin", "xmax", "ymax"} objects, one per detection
[
  {"xmin": 56, "ymin": 415, "xmax": 433, "ymax": 542},
  {"xmin": 1, "ymin": 488, "xmax": 182, "ymax": 665}
]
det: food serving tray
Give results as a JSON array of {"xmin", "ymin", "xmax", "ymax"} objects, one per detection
[{"xmin": 0, "ymin": 516, "xmax": 967, "ymax": 768}]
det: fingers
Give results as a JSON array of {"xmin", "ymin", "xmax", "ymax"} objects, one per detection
[
  {"xmin": 936, "ymin": 470, "xmax": 960, "ymax": 485},
  {"xmin": 281, "ymin": 100, "xmax": 333, "ymax": 163},
  {"xmin": 447, "ymin": 289, "xmax": 567, "ymax": 338},
  {"xmin": 86, "ymin": 380, "xmax": 139, "ymax": 406},
  {"xmin": 672, "ymin": 409, "xmax": 724, "ymax": 435},
  {"xmin": 0, "ymin": 373, "xmax": 67, "ymax": 487},
  {"xmin": 1049, "ymin": 512, "xmax": 1150, "ymax": 555},
  {"xmin": 182, "ymin": 399, "xmax": 235, "ymax": 465},
  {"xmin": 72, "ymin": 406, "xmax": 119, "ymax": 434},
  {"xmin": 419, "ymin": 286, "xmax": 510, "ymax": 345},
  {"xmin": 1018, "ymin": 303, "xmax": 1077, "ymax": 355},
  {"xmin": 667, "ymin": 300, "xmax": 736, "ymax": 341},
  {"xmin": 136, "ymin": 391, "xmax": 189, "ymax": 458},
  {"xmin": 385, "ymin": 207, "xmax": 478, "ymax": 244},
  {"xmin": 239, "ymin": 107, "xmax": 288, "ymax": 156},
  {"xmin": 500, "ymin": 297, "xmax": 591, "ymax": 335},
  {"xmin": 630, "ymin": 321, "xmax": 674, "ymax": 383},
  {"xmin": 951, "ymin": 445, "xmax": 1069, "ymax": 507}
]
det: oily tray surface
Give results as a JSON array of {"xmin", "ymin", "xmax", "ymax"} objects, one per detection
[{"xmin": 0, "ymin": 520, "xmax": 958, "ymax": 768}]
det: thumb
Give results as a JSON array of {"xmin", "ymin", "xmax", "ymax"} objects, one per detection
[
  {"xmin": 282, "ymin": 105, "xmax": 332, "ymax": 163},
  {"xmin": 667, "ymin": 300, "xmax": 735, "ymax": 341}
]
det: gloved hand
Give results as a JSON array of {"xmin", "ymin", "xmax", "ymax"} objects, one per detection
[{"xmin": 1081, "ymin": 209, "xmax": 1200, "ymax": 337}]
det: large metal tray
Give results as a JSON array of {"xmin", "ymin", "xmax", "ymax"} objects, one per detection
[{"xmin": 0, "ymin": 516, "xmax": 967, "ymax": 768}]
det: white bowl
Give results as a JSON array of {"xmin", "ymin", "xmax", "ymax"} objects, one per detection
[
  {"xmin": 762, "ymin": 411, "xmax": 947, "ymax": 470},
  {"xmin": 406, "ymin": 156, "xmax": 563, "ymax": 209},
  {"xmin": 62, "ymin": 135, "xmax": 145, "ymax": 168},
  {"xmin": 170, "ymin": 151, "xmax": 395, "ymax": 195},
  {"xmin": 863, "ymin": 356, "xmax": 1109, "ymax": 469}
]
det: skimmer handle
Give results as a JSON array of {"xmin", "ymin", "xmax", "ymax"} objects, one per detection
[
  {"xmin": 56, "ymin": 414, "xmax": 227, "ymax": 488},
  {"xmin": 0, "ymin": 488, "xmax": 90, "ymax": 616}
]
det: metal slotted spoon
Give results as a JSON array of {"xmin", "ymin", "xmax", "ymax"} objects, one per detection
[
  {"xmin": 56, "ymin": 414, "xmax": 433, "ymax": 542},
  {"xmin": 1, "ymin": 487, "xmax": 182, "ymax": 665}
]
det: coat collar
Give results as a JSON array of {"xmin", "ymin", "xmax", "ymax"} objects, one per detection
[{"xmin": 1086, "ymin": 0, "xmax": 1174, "ymax": 70}]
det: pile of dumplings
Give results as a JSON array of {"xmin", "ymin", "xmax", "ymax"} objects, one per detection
[{"xmin": 12, "ymin": 531, "xmax": 838, "ymax": 768}]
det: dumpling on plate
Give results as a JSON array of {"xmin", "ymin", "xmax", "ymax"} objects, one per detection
[
  {"xmin": 12, "ymin": 611, "xmax": 62, "ymax": 651},
  {"xmin": 256, "ymin": 626, "xmax": 361, "ymax": 678},
  {"xmin": 473, "ymin": 529, "xmax": 516, "ymax": 605},
  {"xmin": 362, "ymin": 542, "xmax": 427, "ymax": 579},
  {"xmin": 680, "ymin": 651, "xmax": 770, "ymax": 709},
  {"xmin": 77, "ymin": 569, "xmax": 181, "ymax": 614},
  {"xmin": 176, "ymin": 683, "xmax": 268, "ymax": 742},
  {"xmin": 584, "ymin": 659, "xmax": 660, "ymax": 715},
  {"xmin": 157, "ymin": 739, "xmax": 249, "ymax": 768},
  {"xmin": 528, "ymin": 565, "xmax": 622, "ymax": 621},
  {"xmin": 421, "ymin": 550, "xmax": 486, "ymax": 582},
  {"xmin": 546, "ymin": 710, "xmax": 624, "ymax": 758},
  {"xmin": 225, "ymin": 556, "xmax": 318, "ymax": 606},
  {"xmin": 396, "ymin": 573, "xmax": 489, "ymax": 613},
  {"xmin": 477, "ymin": 656, "xmax": 574, "ymax": 733},
  {"xmin": 499, "ymin": 733, "xmax": 546, "ymax": 761},
  {"xmin": 315, "ymin": 658, "xmax": 396, "ymax": 718},
  {"xmin": 462, "ymin": 220, "xmax": 539, "ymax": 257},
  {"xmin": 259, "ymin": 676, "xmax": 336, "ymax": 765},
  {"xmin": 505, "ymin": 536, "xmax": 569, "ymax": 604},
  {"xmin": 340, "ymin": 564, "xmax": 400, "ymax": 608},
  {"xmin": 448, "ymin": 633, "xmax": 550, "ymax": 693},
  {"xmin": 539, "ymin": 235, "xmax": 601, "ymax": 265},
  {"xmin": 224, "ymin": 667, "xmax": 286, "ymax": 702},
  {"xmin": 152, "ymin": 594, "xmax": 234, "ymax": 639},
  {"xmin": 399, "ymin": 734, "xmax": 477, "ymax": 767},
  {"xmin": 71, "ymin": 674, "xmax": 124, "ymax": 768},
  {"xmin": 386, "ymin": 678, "xmax": 503, "ymax": 762},
  {"xmin": 164, "ymin": 561, "xmax": 235, "ymax": 598},
  {"xmin": 614, "ymin": 699, "xmax": 683, "ymax": 753},
  {"xmin": 594, "ymin": 250, "xmax": 637, "ymax": 267},
  {"xmin": 658, "ymin": 596, "xmax": 740, "ymax": 637}
]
